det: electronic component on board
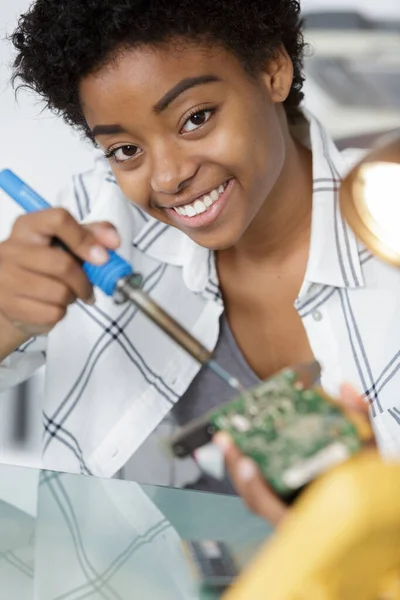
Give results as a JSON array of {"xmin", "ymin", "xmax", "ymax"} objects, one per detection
[{"xmin": 170, "ymin": 363, "xmax": 373, "ymax": 501}]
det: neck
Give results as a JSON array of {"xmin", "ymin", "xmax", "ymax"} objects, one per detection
[{"xmin": 229, "ymin": 134, "xmax": 313, "ymax": 266}]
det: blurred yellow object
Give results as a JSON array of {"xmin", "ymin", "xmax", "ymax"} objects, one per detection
[{"xmin": 223, "ymin": 451, "xmax": 400, "ymax": 600}]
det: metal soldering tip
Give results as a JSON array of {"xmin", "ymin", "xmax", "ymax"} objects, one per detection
[{"xmin": 207, "ymin": 360, "xmax": 246, "ymax": 394}]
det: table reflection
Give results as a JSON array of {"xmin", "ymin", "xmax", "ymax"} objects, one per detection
[{"xmin": 0, "ymin": 464, "xmax": 271, "ymax": 599}]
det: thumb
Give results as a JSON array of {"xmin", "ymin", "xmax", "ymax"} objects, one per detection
[
  {"xmin": 336, "ymin": 383, "xmax": 375, "ymax": 445},
  {"xmin": 338, "ymin": 383, "xmax": 369, "ymax": 414}
]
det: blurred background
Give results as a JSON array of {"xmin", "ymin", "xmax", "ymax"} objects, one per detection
[{"xmin": 0, "ymin": 0, "xmax": 399, "ymax": 480}]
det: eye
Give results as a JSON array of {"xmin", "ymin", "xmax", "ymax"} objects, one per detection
[
  {"xmin": 181, "ymin": 109, "xmax": 213, "ymax": 133},
  {"xmin": 105, "ymin": 145, "xmax": 141, "ymax": 164}
]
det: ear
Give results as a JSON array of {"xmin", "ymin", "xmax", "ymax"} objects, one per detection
[{"xmin": 260, "ymin": 46, "xmax": 294, "ymax": 104}]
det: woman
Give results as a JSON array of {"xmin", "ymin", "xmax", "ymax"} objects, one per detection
[{"xmin": 0, "ymin": 0, "xmax": 399, "ymax": 524}]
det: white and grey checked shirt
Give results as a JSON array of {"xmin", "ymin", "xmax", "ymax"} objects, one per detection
[{"xmin": 0, "ymin": 110, "xmax": 399, "ymax": 476}]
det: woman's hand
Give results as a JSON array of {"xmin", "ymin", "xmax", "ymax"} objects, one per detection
[
  {"xmin": 0, "ymin": 209, "xmax": 120, "ymax": 338},
  {"xmin": 214, "ymin": 384, "xmax": 371, "ymax": 526}
]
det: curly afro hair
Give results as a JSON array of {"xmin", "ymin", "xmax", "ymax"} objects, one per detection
[{"xmin": 12, "ymin": 0, "xmax": 306, "ymax": 140}]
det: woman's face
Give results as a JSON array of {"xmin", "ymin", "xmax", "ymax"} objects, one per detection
[{"xmin": 79, "ymin": 42, "xmax": 293, "ymax": 250}]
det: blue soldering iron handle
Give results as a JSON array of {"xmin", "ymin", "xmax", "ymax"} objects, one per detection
[{"xmin": 0, "ymin": 169, "xmax": 133, "ymax": 296}]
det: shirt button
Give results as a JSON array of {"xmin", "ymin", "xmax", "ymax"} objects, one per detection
[{"xmin": 312, "ymin": 310, "xmax": 323, "ymax": 322}]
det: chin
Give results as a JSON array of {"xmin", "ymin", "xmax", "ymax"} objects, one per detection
[{"xmin": 188, "ymin": 224, "xmax": 244, "ymax": 252}]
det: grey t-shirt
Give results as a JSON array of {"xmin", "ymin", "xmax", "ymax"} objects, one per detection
[{"xmin": 173, "ymin": 314, "xmax": 260, "ymax": 494}]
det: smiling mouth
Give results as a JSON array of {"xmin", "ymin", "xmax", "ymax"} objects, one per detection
[{"xmin": 171, "ymin": 181, "xmax": 230, "ymax": 217}]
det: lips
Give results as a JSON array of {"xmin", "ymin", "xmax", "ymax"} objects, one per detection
[
  {"xmin": 165, "ymin": 178, "xmax": 235, "ymax": 230},
  {"xmin": 173, "ymin": 182, "xmax": 228, "ymax": 217}
]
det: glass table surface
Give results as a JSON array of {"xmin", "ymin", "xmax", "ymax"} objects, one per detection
[{"xmin": 0, "ymin": 464, "xmax": 272, "ymax": 599}]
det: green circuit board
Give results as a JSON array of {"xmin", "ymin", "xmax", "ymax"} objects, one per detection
[{"xmin": 208, "ymin": 368, "xmax": 367, "ymax": 498}]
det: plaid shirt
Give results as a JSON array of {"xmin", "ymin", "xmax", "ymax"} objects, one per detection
[{"xmin": 1, "ymin": 110, "xmax": 399, "ymax": 476}]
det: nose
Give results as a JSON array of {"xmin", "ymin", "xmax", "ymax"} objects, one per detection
[{"xmin": 150, "ymin": 140, "xmax": 199, "ymax": 195}]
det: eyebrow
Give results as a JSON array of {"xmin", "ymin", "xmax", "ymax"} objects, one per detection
[
  {"xmin": 92, "ymin": 124, "xmax": 127, "ymax": 137},
  {"xmin": 91, "ymin": 75, "xmax": 221, "ymax": 137},
  {"xmin": 153, "ymin": 75, "xmax": 221, "ymax": 113}
]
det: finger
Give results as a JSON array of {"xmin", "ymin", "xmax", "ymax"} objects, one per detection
[
  {"xmin": 0, "ymin": 308, "xmax": 51, "ymax": 338},
  {"xmin": 335, "ymin": 384, "xmax": 375, "ymax": 445},
  {"xmin": 215, "ymin": 432, "xmax": 245, "ymax": 481},
  {"xmin": 214, "ymin": 433, "xmax": 287, "ymax": 525},
  {"xmin": 338, "ymin": 383, "xmax": 368, "ymax": 412},
  {"xmin": 234, "ymin": 457, "xmax": 288, "ymax": 525},
  {"xmin": 0, "ymin": 294, "xmax": 67, "ymax": 328},
  {"xmin": 0, "ymin": 264, "xmax": 76, "ymax": 306},
  {"xmin": 11, "ymin": 210, "xmax": 110, "ymax": 265},
  {"xmin": 0, "ymin": 244, "xmax": 94, "ymax": 302},
  {"xmin": 84, "ymin": 222, "xmax": 121, "ymax": 249}
]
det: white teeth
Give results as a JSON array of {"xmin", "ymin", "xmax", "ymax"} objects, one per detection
[
  {"xmin": 173, "ymin": 181, "xmax": 228, "ymax": 218},
  {"xmin": 173, "ymin": 206, "xmax": 185, "ymax": 216},
  {"xmin": 210, "ymin": 189, "xmax": 219, "ymax": 202},
  {"xmin": 193, "ymin": 200, "xmax": 207, "ymax": 214},
  {"xmin": 185, "ymin": 205, "xmax": 196, "ymax": 217}
]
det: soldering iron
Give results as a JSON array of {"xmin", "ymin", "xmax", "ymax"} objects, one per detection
[{"xmin": 0, "ymin": 169, "xmax": 244, "ymax": 393}]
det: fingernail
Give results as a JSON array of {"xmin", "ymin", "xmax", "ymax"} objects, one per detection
[
  {"xmin": 238, "ymin": 458, "xmax": 257, "ymax": 482},
  {"xmin": 213, "ymin": 432, "xmax": 232, "ymax": 453},
  {"xmin": 89, "ymin": 246, "xmax": 109, "ymax": 264}
]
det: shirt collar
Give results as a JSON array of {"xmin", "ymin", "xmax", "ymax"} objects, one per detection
[
  {"xmin": 132, "ymin": 220, "xmax": 215, "ymax": 297},
  {"xmin": 131, "ymin": 109, "xmax": 364, "ymax": 295},
  {"xmin": 300, "ymin": 109, "xmax": 364, "ymax": 292}
]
